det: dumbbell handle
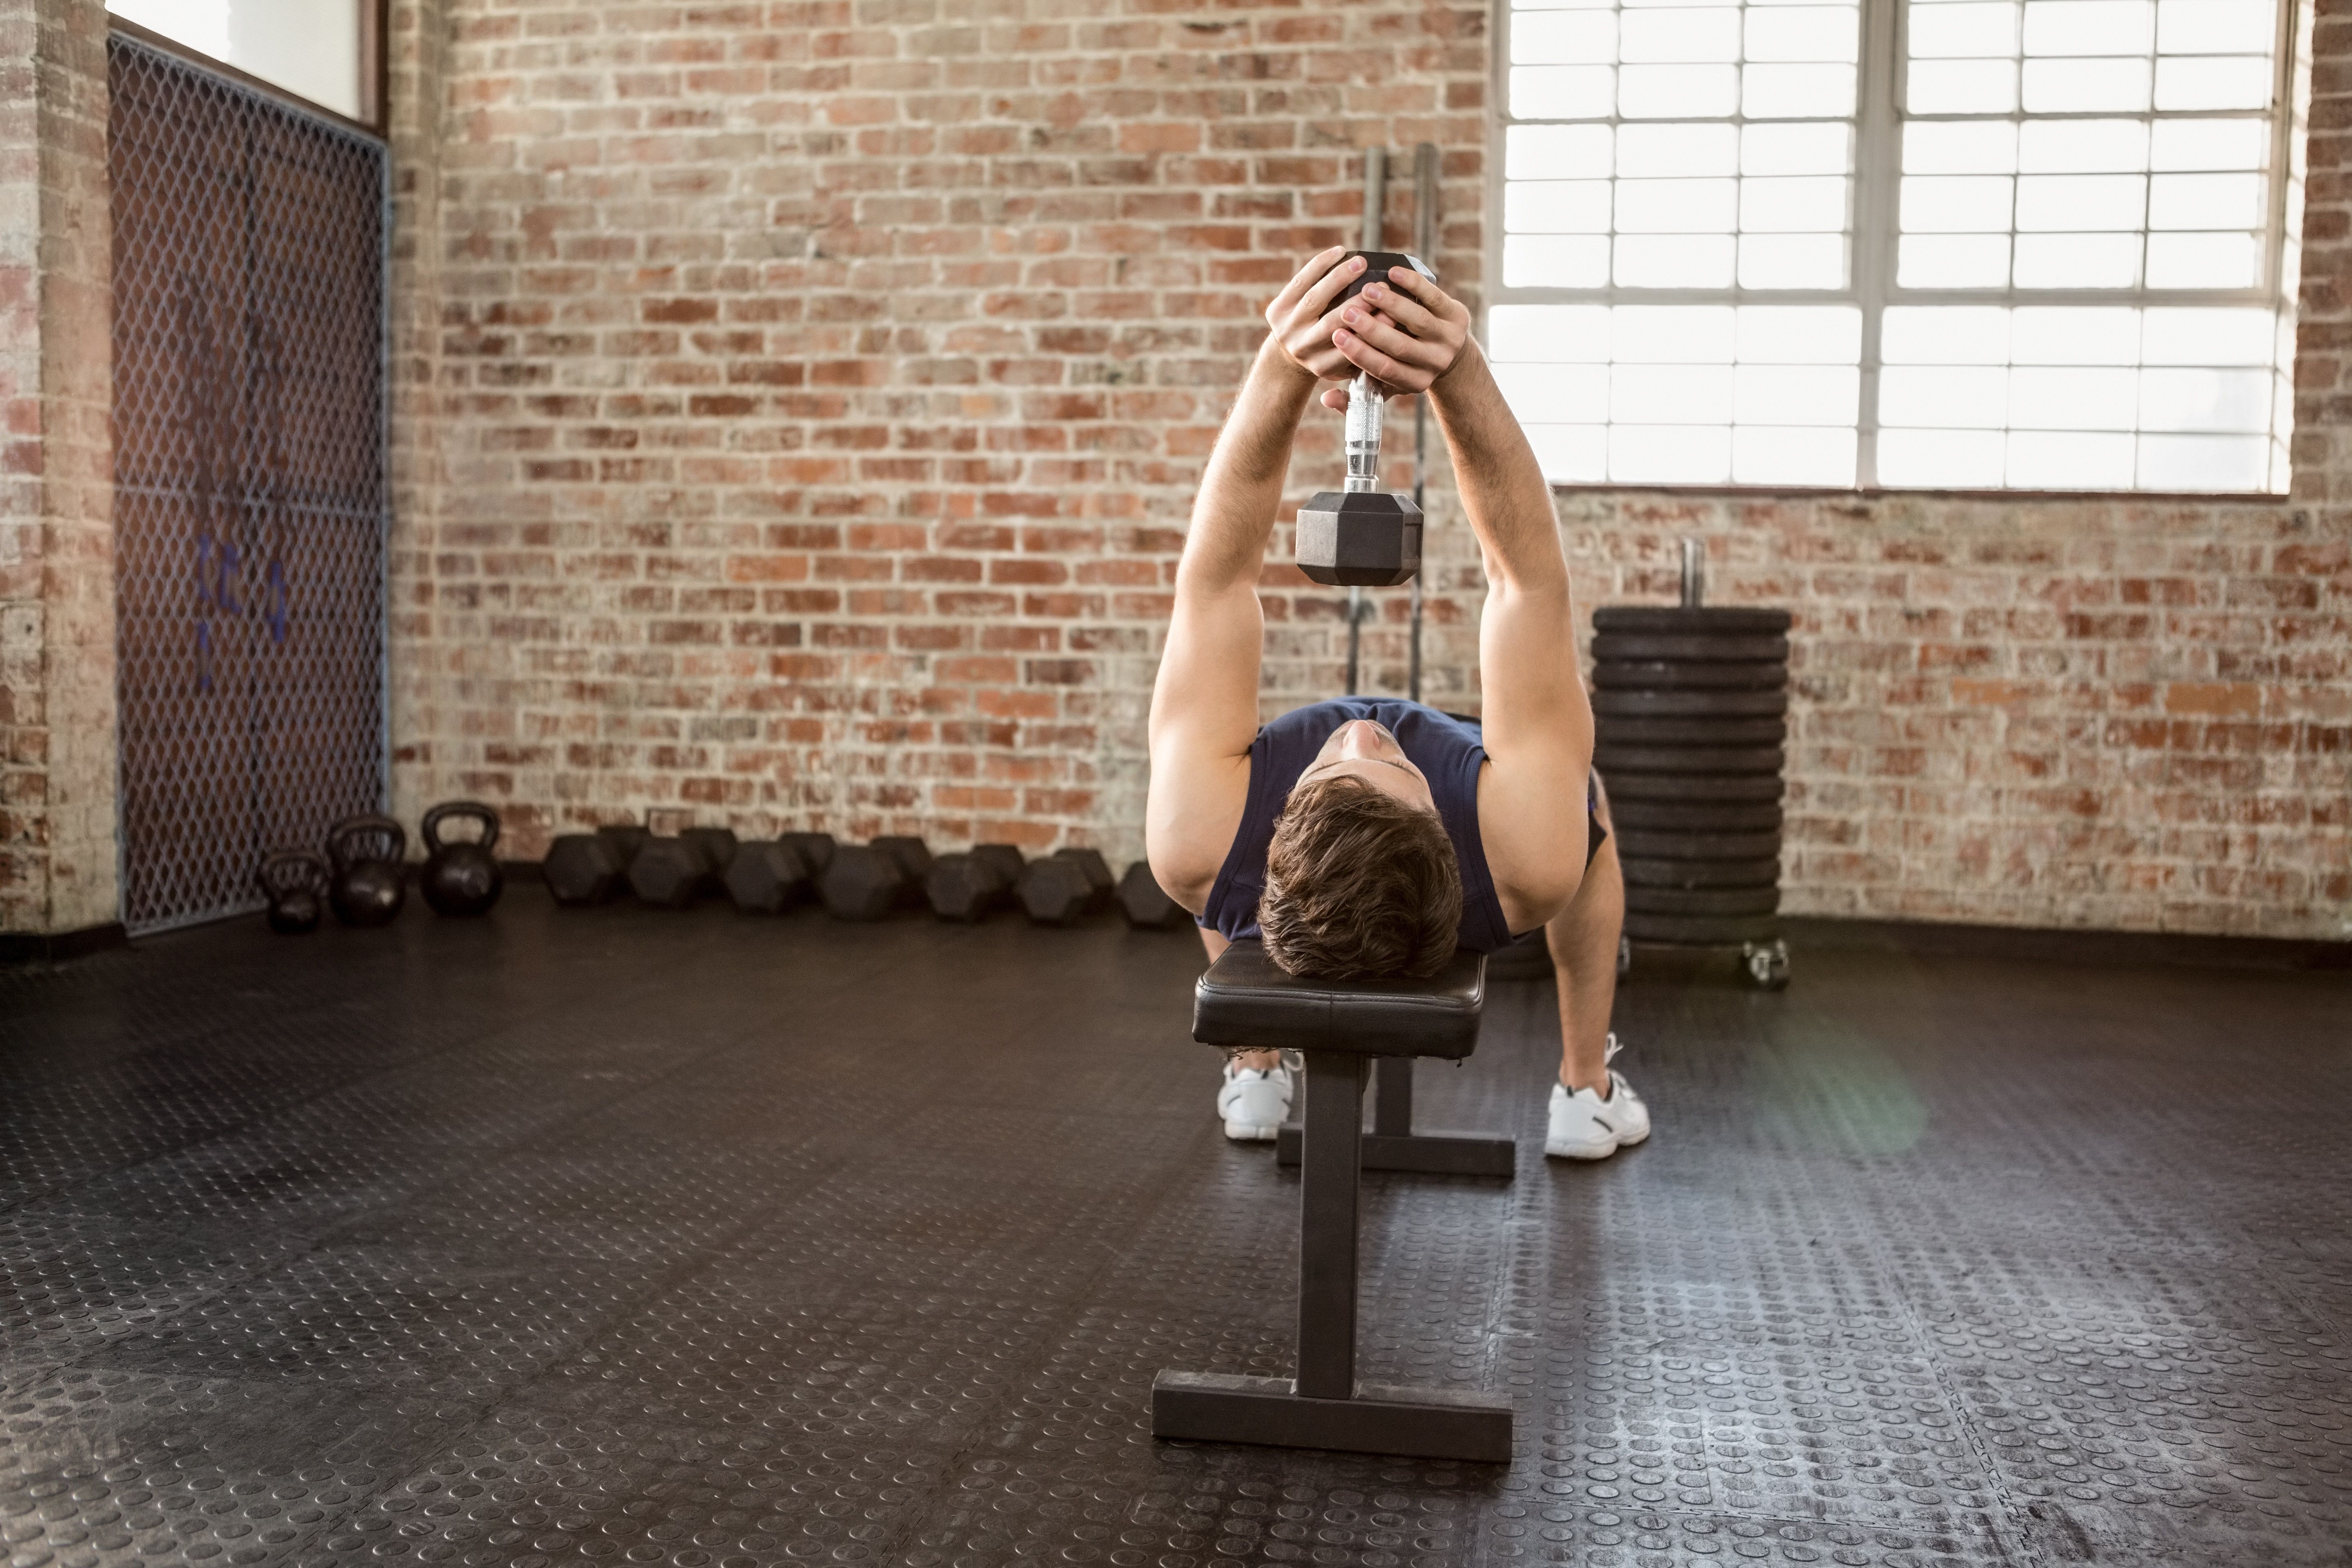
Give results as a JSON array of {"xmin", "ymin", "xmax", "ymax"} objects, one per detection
[{"xmin": 1344, "ymin": 372, "xmax": 1383, "ymax": 494}]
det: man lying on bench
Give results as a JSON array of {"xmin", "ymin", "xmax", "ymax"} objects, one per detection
[{"xmin": 1145, "ymin": 248, "xmax": 1646, "ymax": 1162}]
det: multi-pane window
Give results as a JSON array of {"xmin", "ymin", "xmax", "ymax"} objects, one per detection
[
  {"xmin": 1502, "ymin": 2, "xmax": 1862, "ymax": 292},
  {"xmin": 1492, "ymin": 0, "xmax": 2304, "ymax": 492}
]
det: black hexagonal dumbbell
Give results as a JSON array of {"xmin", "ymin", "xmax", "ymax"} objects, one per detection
[
  {"xmin": 724, "ymin": 840, "xmax": 811, "ymax": 913},
  {"xmin": 1116, "ymin": 860, "xmax": 1193, "ymax": 931},
  {"xmin": 544, "ymin": 833, "xmax": 626, "ymax": 906},
  {"xmin": 628, "ymin": 835, "xmax": 715, "ymax": 909},
  {"xmin": 925, "ymin": 852, "xmax": 1008, "ymax": 922},
  {"xmin": 1296, "ymin": 490, "xmax": 1421, "ymax": 588},
  {"xmin": 1017, "ymin": 857, "xmax": 1094, "ymax": 926},
  {"xmin": 971, "ymin": 843, "xmax": 1024, "ymax": 888},
  {"xmin": 681, "ymin": 827, "xmax": 739, "ymax": 895},
  {"xmin": 1053, "ymin": 847, "xmax": 1114, "ymax": 913},
  {"xmin": 820, "ymin": 843, "xmax": 906, "ymax": 922},
  {"xmin": 598, "ymin": 823, "xmax": 648, "ymax": 869},
  {"xmin": 781, "ymin": 831, "xmax": 836, "ymax": 875},
  {"xmin": 871, "ymin": 835, "xmax": 933, "ymax": 908},
  {"xmin": 1296, "ymin": 251, "xmax": 1436, "ymax": 589}
]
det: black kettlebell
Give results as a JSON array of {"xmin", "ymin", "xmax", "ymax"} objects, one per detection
[
  {"xmin": 327, "ymin": 814, "xmax": 408, "ymax": 928},
  {"xmin": 256, "ymin": 849, "xmax": 329, "ymax": 934},
  {"xmin": 421, "ymin": 800, "xmax": 504, "ymax": 917}
]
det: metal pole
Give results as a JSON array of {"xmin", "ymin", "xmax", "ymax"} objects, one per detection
[
  {"xmin": 1409, "ymin": 143, "xmax": 1437, "ymax": 704},
  {"xmin": 1346, "ymin": 148, "xmax": 1386, "ymax": 697},
  {"xmin": 1681, "ymin": 536, "xmax": 1705, "ymax": 609}
]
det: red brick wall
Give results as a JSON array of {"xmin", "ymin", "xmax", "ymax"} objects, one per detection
[
  {"xmin": 386, "ymin": 0, "xmax": 1490, "ymax": 857},
  {"xmin": 0, "ymin": 0, "xmax": 115, "ymax": 938},
  {"xmin": 1562, "ymin": 492, "xmax": 2348, "ymax": 938},
  {"xmin": 386, "ymin": 0, "xmax": 2350, "ymax": 940}
]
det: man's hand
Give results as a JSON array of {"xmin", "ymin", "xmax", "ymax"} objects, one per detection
[
  {"xmin": 1265, "ymin": 248, "xmax": 1374, "ymax": 385},
  {"xmin": 1319, "ymin": 265, "xmax": 1473, "ymax": 411}
]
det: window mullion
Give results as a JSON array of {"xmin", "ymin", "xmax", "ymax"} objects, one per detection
[
  {"xmin": 2263, "ymin": 0, "xmax": 2300, "ymax": 306},
  {"xmin": 1484, "ymin": 0, "xmax": 1514, "ymax": 326},
  {"xmin": 1852, "ymin": 0, "xmax": 1901, "ymax": 490}
]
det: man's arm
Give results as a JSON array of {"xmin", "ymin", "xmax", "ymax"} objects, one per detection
[
  {"xmin": 1145, "ymin": 250, "xmax": 1367, "ymax": 909},
  {"xmin": 1430, "ymin": 347, "xmax": 1593, "ymax": 922},
  {"xmin": 1329, "ymin": 272, "xmax": 1593, "ymax": 924}
]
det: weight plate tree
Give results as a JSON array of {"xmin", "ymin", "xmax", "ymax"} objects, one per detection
[{"xmin": 1593, "ymin": 602, "xmax": 1794, "ymax": 991}]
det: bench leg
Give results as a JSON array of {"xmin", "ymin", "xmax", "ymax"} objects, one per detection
[
  {"xmin": 1296, "ymin": 1049, "xmax": 1366, "ymax": 1400},
  {"xmin": 1276, "ymin": 1056, "xmax": 1516, "ymax": 1179},
  {"xmin": 1374, "ymin": 1054, "xmax": 1414, "ymax": 1138},
  {"xmin": 1150, "ymin": 1050, "xmax": 1513, "ymax": 1463},
  {"xmin": 1150, "ymin": 1370, "xmax": 1515, "ymax": 1464}
]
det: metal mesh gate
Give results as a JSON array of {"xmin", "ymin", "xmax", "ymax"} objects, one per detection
[{"xmin": 111, "ymin": 34, "xmax": 389, "ymax": 935}]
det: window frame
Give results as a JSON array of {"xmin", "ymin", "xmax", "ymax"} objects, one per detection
[
  {"xmin": 1485, "ymin": 0, "xmax": 2306, "ymax": 494},
  {"xmin": 106, "ymin": 1, "xmax": 389, "ymax": 141}
]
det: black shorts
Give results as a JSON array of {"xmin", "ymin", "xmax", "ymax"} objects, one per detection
[{"xmin": 1586, "ymin": 771, "xmax": 1608, "ymax": 869}]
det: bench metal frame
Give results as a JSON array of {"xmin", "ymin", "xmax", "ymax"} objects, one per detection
[
  {"xmin": 1274, "ymin": 1055, "xmax": 1516, "ymax": 1178},
  {"xmin": 1152, "ymin": 1044, "xmax": 1514, "ymax": 1463}
]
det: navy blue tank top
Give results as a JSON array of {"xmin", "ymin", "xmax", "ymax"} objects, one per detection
[{"xmin": 1199, "ymin": 698, "xmax": 1516, "ymax": 954}]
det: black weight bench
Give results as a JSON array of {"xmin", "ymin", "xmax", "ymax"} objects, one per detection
[{"xmin": 1150, "ymin": 940, "xmax": 1515, "ymax": 1463}]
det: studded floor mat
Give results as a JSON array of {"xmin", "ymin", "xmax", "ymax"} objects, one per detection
[{"xmin": 2, "ymin": 892, "xmax": 2348, "ymax": 1567}]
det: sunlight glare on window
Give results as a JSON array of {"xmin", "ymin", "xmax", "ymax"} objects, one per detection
[
  {"xmin": 1876, "ymin": 305, "xmax": 2283, "ymax": 490},
  {"xmin": 1899, "ymin": 0, "xmax": 2279, "ymax": 293},
  {"xmin": 1492, "ymin": 305, "xmax": 1863, "ymax": 487},
  {"xmin": 1499, "ymin": 0, "xmax": 1862, "ymax": 480},
  {"xmin": 1494, "ymin": 0, "xmax": 2296, "ymax": 491}
]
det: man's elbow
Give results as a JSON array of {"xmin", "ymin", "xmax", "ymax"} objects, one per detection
[
  {"xmin": 1174, "ymin": 554, "xmax": 1261, "ymax": 605},
  {"xmin": 1485, "ymin": 568, "xmax": 1572, "ymax": 614},
  {"xmin": 1142, "ymin": 824, "xmax": 1216, "ymax": 916}
]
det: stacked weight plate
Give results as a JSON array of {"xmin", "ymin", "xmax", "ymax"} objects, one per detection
[{"xmin": 1592, "ymin": 605, "xmax": 1791, "ymax": 969}]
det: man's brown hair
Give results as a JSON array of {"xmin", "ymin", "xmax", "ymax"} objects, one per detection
[{"xmin": 1260, "ymin": 775, "xmax": 1463, "ymax": 979}]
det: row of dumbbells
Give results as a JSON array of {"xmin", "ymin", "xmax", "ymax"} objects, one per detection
[{"xmin": 541, "ymin": 825, "xmax": 1193, "ymax": 930}]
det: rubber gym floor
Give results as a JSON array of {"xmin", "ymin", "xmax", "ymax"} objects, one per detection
[{"xmin": 1, "ymin": 892, "xmax": 2347, "ymax": 1568}]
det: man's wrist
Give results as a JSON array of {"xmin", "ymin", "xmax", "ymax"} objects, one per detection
[
  {"xmin": 1426, "ymin": 335, "xmax": 1488, "ymax": 405},
  {"xmin": 1256, "ymin": 334, "xmax": 1319, "ymax": 392}
]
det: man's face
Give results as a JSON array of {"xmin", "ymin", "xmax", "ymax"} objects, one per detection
[{"xmin": 1292, "ymin": 719, "xmax": 1438, "ymax": 814}]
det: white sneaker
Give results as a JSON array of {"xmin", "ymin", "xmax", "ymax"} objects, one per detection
[
  {"xmin": 1218, "ymin": 1061, "xmax": 1294, "ymax": 1141},
  {"xmin": 1546, "ymin": 1035, "xmax": 1650, "ymax": 1160}
]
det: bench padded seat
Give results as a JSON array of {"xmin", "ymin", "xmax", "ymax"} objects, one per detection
[{"xmin": 1192, "ymin": 940, "xmax": 1486, "ymax": 1059}]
